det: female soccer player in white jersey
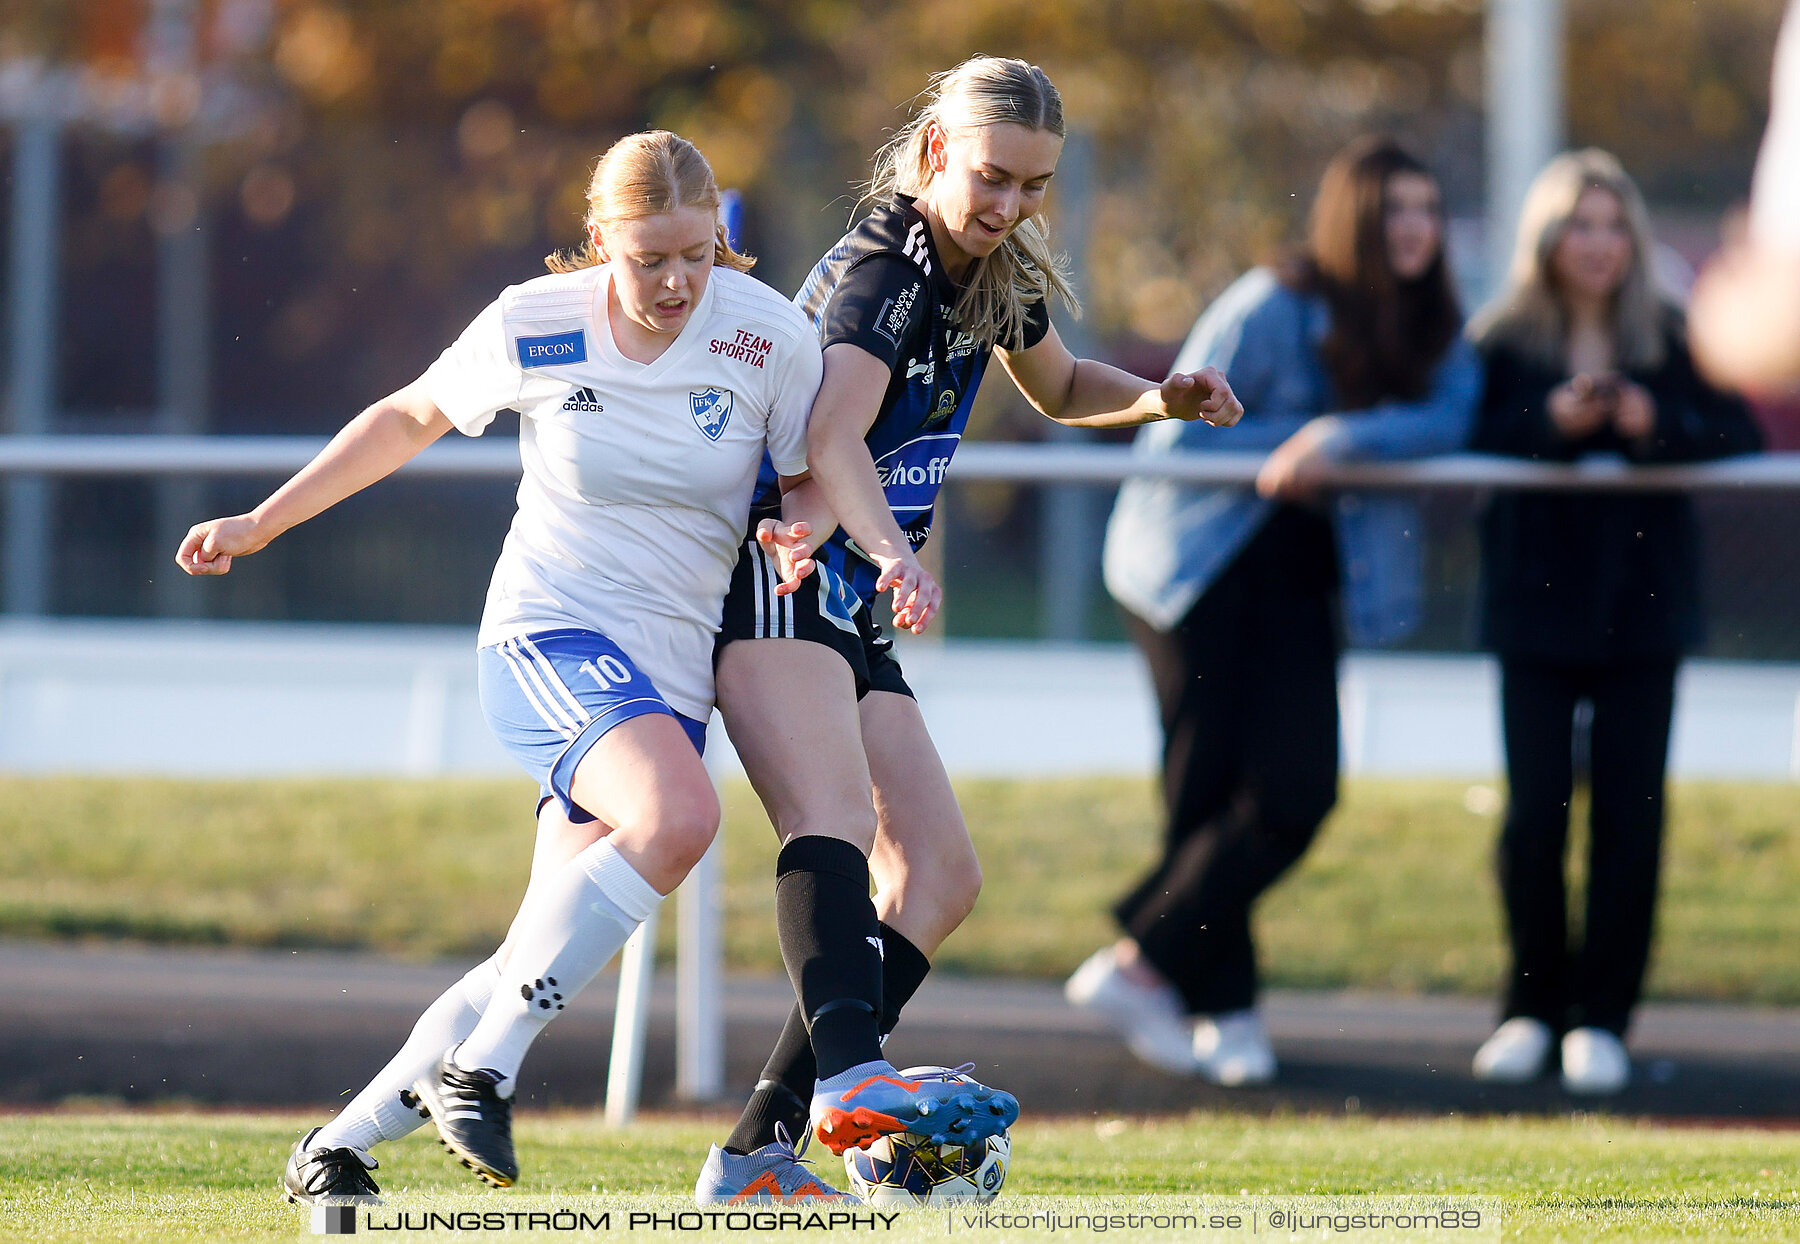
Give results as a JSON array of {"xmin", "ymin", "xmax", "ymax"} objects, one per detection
[
  {"xmin": 693, "ymin": 56, "xmax": 1244, "ymax": 1204},
  {"xmin": 176, "ymin": 131, "xmax": 827, "ymax": 1203}
]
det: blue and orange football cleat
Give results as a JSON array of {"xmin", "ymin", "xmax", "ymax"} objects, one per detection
[
  {"xmin": 809, "ymin": 1061, "xmax": 1018, "ymax": 1154},
  {"xmin": 694, "ymin": 1123, "xmax": 859, "ymax": 1204}
]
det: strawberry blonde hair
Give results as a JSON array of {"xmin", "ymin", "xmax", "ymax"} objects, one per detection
[{"xmin": 548, "ymin": 130, "xmax": 754, "ymax": 274}]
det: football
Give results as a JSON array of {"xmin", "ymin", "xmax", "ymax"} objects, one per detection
[{"xmin": 840, "ymin": 1067, "xmax": 1010, "ymax": 1206}]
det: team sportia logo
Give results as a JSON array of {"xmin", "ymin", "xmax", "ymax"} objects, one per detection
[{"xmin": 708, "ymin": 328, "xmax": 772, "ymax": 368}]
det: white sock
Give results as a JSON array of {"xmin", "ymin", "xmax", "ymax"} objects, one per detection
[
  {"xmin": 453, "ymin": 840, "xmax": 661, "ymax": 1089},
  {"xmin": 312, "ymin": 956, "xmax": 501, "ymax": 1153}
]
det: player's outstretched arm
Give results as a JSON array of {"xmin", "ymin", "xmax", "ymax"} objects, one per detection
[
  {"xmin": 176, "ymin": 380, "xmax": 454, "ymax": 576},
  {"xmin": 758, "ymin": 473, "xmax": 837, "ymax": 597},
  {"xmin": 997, "ymin": 322, "xmax": 1243, "ymax": 430},
  {"xmin": 806, "ymin": 343, "xmax": 942, "ymax": 634}
]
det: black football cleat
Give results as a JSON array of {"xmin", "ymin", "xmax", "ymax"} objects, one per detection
[
  {"xmin": 280, "ymin": 1127, "xmax": 382, "ymax": 1205},
  {"xmin": 412, "ymin": 1053, "xmax": 519, "ymax": 1188}
]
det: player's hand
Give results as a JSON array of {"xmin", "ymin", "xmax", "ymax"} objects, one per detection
[
  {"xmin": 1255, "ymin": 419, "xmax": 1338, "ymax": 501},
  {"xmin": 1162, "ymin": 366, "xmax": 1243, "ymax": 428},
  {"xmin": 175, "ymin": 514, "xmax": 267, "ymax": 576},
  {"xmin": 872, "ymin": 551, "xmax": 941, "ymax": 635},
  {"xmin": 1611, "ymin": 381, "xmax": 1656, "ymax": 442},
  {"xmin": 757, "ymin": 518, "xmax": 816, "ymax": 597},
  {"xmin": 1690, "ymin": 239, "xmax": 1800, "ymax": 395}
]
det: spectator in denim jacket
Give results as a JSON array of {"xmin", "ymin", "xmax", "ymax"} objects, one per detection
[{"xmin": 1071, "ymin": 137, "xmax": 1479, "ymax": 1084}]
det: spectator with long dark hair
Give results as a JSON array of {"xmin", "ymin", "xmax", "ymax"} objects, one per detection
[
  {"xmin": 1468, "ymin": 150, "xmax": 1760, "ymax": 1095},
  {"xmin": 1074, "ymin": 136, "xmax": 1478, "ymax": 1083}
]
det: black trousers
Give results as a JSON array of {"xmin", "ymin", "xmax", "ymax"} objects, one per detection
[
  {"xmin": 1116, "ymin": 508, "xmax": 1341, "ymax": 1016},
  {"xmin": 1495, "ymin": 656, "xmax": 1677, "ymax": 1036}
]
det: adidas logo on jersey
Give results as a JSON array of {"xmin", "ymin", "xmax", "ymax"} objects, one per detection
[{"xmin": 561, "ymin": 387, "xmax": 604, "ymax": 413}]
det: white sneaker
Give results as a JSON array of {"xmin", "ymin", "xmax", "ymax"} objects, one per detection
[
  {"xmin": 1065, "ymin": 946, "xmax": 1198, "ymax": 1073},
  {"xmin": 1561, "ymin": 1027, "xmax": 1629, "ymax": 1095},
  {"xmin": 1191, "ymin": 1009, "xmax": 1276, "ymax": 1086},
  {"xmin": 1472, "ymin": 1017, "xmax": 1553, "ymax": 1083}
]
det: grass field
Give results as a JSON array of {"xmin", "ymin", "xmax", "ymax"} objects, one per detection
[
  {"xmin": 3, "ymin": 775, "xmax": 1796, "ymax": 1003},
  {"xmin": 1, "ymin": 1109, "xmax": 1795, "ymax": 1242}
]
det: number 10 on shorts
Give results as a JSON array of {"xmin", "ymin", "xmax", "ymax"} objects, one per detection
[{"xmin": 580, "ymin": 655, "xmax": 633, "ymax": 691}]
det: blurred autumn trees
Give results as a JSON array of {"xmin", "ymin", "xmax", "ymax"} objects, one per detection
[
  {"xmin": 2, "ymin": 0, "xmax": 1787, "ymax": 424},
  {"xmin": 0, "ymin": 1, "xmax": 1790, "ymax": 628}
]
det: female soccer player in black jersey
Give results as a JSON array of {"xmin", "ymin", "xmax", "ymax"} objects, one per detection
[{"xmin": 695, "ymin": 55, "xmax": 1244, "ymax": 1204}]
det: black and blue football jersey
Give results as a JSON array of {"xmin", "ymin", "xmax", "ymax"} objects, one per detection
[{"xmin": 753, "ymin": 196, "xmax": 1048, "ymax": 608}]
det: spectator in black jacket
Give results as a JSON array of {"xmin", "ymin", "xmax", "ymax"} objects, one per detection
[{"xmin": 1467, "ymin": 149, "xmax": 1762, "ymax": 1096}]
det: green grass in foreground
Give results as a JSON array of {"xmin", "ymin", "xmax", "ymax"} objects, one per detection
[
  {"xmin": 2, "ymin": 776, "xmax": 1797, "ymax": 1002},
  {"xmin": 1, "ymin": 1111, "xmax": 1796, "ymax": 1242}
]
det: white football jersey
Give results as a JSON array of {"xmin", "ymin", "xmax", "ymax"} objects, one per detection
[{"xmin": 421, "ymin": 263, "xmax": 819, "ymax": 720}]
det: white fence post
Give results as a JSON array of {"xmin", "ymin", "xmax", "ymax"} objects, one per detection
[
  {"xmin": 676, "ymin": 717, "xmax": 731, "ymax": 1102},
  {"xmin": 603, "ymin": 910, "xmax": 657, "ymax": 1128},
  {"xmin": 604, "ymin": 717, "xmax": 730, "ymax": 1124},
  {"xmin": 678, "ymin": 838, "xmax": 725, "ymax": 1102},
  {"xmin": 1486, "ymin": 0, "xmax": 1565, "ymax": 291},
  {"xmin": 4, "ymin": 116, "xmax": 61, "ymax": 618}
]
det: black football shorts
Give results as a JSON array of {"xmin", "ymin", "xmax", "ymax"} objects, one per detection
[{"xmin": 715, "ymin": 535, "xmax": 913, "ymax": 701}]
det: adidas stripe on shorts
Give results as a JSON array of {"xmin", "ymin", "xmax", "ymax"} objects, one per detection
[
  {"xmin": 715, "ymin": 536, "xmax": 913, "ymax": 700},
  {"xmin": 478, "ymin": 628, "xmax": 708, "ymax": 823}
]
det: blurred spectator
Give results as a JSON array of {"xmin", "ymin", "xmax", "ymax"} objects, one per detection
[
  {"xmin": 1690, "ymin": 0, "xmax": 1800, "ymax": 395},
  {"xmin": 1467, "ymin": 150, "xmax": 1762, "ymax": 1096},
  {"xmin": 1070, "ymin": 136, "xmax": 1478, "ymax": 1084},
  {"xmin": 1749, "ymin": 393, "xmax": 1800, "ymax": 451}
]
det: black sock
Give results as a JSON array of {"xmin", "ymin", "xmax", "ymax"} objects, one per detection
[
  {"xmin": 876, "ymin": 924, "xmax": 932, "ymax": 1037},
  {"xmin": 725, "ymin": 922, "xmax": 933, "ymax": 1153},
  {"xmin": 774, "ymin": 835, "xmax": 884, "ymax": 1081},
  {"xmin": 723, "ymin": 1069, "xmax": 810, "ymax": 1156}
]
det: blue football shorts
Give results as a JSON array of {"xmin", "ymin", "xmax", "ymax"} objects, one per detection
[{"xmin": 477, "ymin": 628, "xmax": 707, "ymax": 824}]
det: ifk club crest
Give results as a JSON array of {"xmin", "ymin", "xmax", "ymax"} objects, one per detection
[{"xmin": 689, "ymin": 387, "xmax": 733, "ymax": 441}]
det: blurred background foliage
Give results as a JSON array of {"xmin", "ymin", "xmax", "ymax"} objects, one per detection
[
  {"xmin": 7, "ymin": 0, "xmax": 1788, "ymax": 419},
  {"xmin": 0, "ymin": 0, "xmax": 1793, "ymax": 638}
]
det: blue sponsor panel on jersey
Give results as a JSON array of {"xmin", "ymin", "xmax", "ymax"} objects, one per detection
[
  {"xmin": 872, "ymin": 433, "xmax": 961, "ymax": 513},
  {"xmin": 516, "ymin": 330, "xmax": 587, "ymax": 368}
]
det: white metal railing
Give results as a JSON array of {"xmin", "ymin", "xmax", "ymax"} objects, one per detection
[
  {"xmin": 0, "ymin": 434, "xmax": 1792, "ymax": 490},
  {"xmin": 7, "ymin": 434, "xmax": 1790, "ymax": 1120}
]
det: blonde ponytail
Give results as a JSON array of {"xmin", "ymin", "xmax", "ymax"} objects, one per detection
[{"xmin": 867, "ymin": 56, "xmax": 1080, "ymax": 349}]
